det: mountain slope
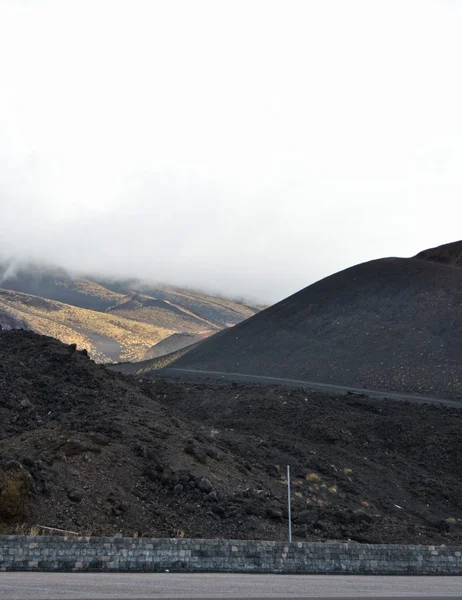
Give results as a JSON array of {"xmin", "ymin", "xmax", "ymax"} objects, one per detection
[
  {"xmin": 0, "ymin": 263, "xmax": 260, "ymax": 328},
  {"xmin": 1, "ymin": 329, "xmax": 462, "ymax": 544},
  {"xmin": 0, "ymin": 288, "xmax": 174, "ymax": 363},
  {"xmin": 161, "ymin": 241, "xmax": 462, "ymax": 399},
  {"xmin": 111, "ymin": 340, "xmax": 205, "ymax": 375},
  {"xmin": 143, "ymin": 332, "xmax": 207, "ymax": 360},
  {"xmin": 105, "ymin": 294, "xmax": 218, "ymax": 335},
  {"xmin": 0, "ymin": 261, "xmax": 261, "ymax": 362},
  {"xmin": 416, "ymin": 240, "xmax": 462, "ymax": 269}
]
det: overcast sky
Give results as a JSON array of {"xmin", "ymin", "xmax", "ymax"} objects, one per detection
[{"xmin": 0, "ymin": 0, "xmax": 461, "ymax": 303}]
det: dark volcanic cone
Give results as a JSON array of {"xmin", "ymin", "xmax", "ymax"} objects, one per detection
[{"xmin": 168, "ymin": 241, "xmax": 462, "ymax": 399}]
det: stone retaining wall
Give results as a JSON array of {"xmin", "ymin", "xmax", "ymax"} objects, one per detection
[{"xmin": 1, "ymin": 536, "xmax": 462, "ymax": 574}]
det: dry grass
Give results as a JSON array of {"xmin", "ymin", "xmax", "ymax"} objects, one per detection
[
  {"xmin": 0, "ymin": 276, "xmax": 263, "ymax": 364},
  {"xmin": 0, "ymin": 289, "xmax": 173, "ymax": 362},
  {"xmin": 0, "ymin": 470, "xmax": 33, "ymax": 524},
  {"xmin": 56, "ymin": 280, "xmax": 126, "ymax": 304},
  {"xmin": 152, "ymin": 286, "xmax": 259, "ymax": 324},
  {"xmin": 112, "ymin": 304, "xmax": 214, "ymax": 335}
]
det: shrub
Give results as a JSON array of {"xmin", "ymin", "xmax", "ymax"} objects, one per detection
[{"xmin": 0, "ymin": 469, "xmax": 33, "ymax": 523}]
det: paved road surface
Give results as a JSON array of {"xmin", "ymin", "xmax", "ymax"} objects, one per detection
[
  {"xmin": 159, "ymin": 368, "xmax": 462, "ymax": 409},
  {"xmin": 1, "ymin": 573, "xmax": 462, "ymax": 598}
]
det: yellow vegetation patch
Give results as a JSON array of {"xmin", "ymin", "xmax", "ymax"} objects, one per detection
[
  {"xmin": 112, "ymin": 305, "xmax": 212, "ymax": 335},
  {"xmin": 0, "ymin": 468, "xmax": 33, "ymax": 525},
  {"xmin": 0, "ymin": 288, "xmax": 174, "ymax": 362},
  {"xmin": 57, "ymin": 280, "xmax": 126, "ymax": 303}
]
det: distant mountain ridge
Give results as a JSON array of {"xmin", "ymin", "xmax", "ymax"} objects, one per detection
[{"xmin": 0, "ymin": 261, "xmax": 262, "ymax": 363}]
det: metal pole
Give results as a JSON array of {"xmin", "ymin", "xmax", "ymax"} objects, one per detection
[{"xmin": 287, "ymin": 465, "xmax": 292, "ymax": 543}]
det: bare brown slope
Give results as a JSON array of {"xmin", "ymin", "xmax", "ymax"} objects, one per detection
[
  {"xmin": 171, "ymin": 246, "xmax": 462, "ymax": 399},
  {"xmin": 1, "ymin": 330, "xmax": 462, "ymax": 544}
]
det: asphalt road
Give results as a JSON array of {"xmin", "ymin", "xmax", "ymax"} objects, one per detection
[
  {"xmin": 1, "ymin": 573, "xmax": 462, "ymax": 598},
  {"xmin": 158, "ymin": 368, "xmax": 462, "ymax": 409}
]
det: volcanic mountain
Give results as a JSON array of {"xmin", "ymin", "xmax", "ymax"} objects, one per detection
[
  {"xmin": 148, "ymin": 241, "xmax": 462, "ymax": 400},
  {"xmin": 0, "ymin": 261, "xmax": 261, "ymax": 363}
]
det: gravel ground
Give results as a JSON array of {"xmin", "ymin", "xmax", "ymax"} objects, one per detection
[{"xmin": 1, "ymin": 573, "xmax": 462, "ymax": 598}]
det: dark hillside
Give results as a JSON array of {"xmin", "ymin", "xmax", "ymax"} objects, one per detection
[
  {"xmin": 144, "ymin": 333, "xmax": 205, "ymax": 360},
  {"xmin": 171, "ymin": 243, "xmax": 462, "ymax": 399},
  {"xmin": 416, "ymin": 240, "xmax": 462, "ymax": 268},
  {"xmin": 1, "ymin": 330, "xmax": 462, "ymax": 544},
  {"xmin": 0, "ymin": 330, "xmax": 285, "ymax": 540}
]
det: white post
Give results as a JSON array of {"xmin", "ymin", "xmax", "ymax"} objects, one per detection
[{"xmin": 287, "ymin": 464, "xmax": 292, "ymax": 543}]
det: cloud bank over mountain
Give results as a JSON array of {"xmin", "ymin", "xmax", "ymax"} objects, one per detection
[{"xmin": 1, "ymin": 0, "xmax": 462, "ymax": 302}]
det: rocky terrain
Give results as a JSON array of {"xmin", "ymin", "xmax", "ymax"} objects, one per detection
[
  {"xmin": 0, "ymin": 261, "xmax": 261, "ymax": 363},
  {"xmin": 159, "ymin": 240, "xmax": 462, "ymax": 399},
  {"xmin": 1, "ymin": 330, "xmax": 461, "ymax": 544}
]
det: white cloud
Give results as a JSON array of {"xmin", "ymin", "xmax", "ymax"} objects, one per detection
[{"xmin": 0, "ymin": 0, "xmax": 461, "ymax": 302}]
